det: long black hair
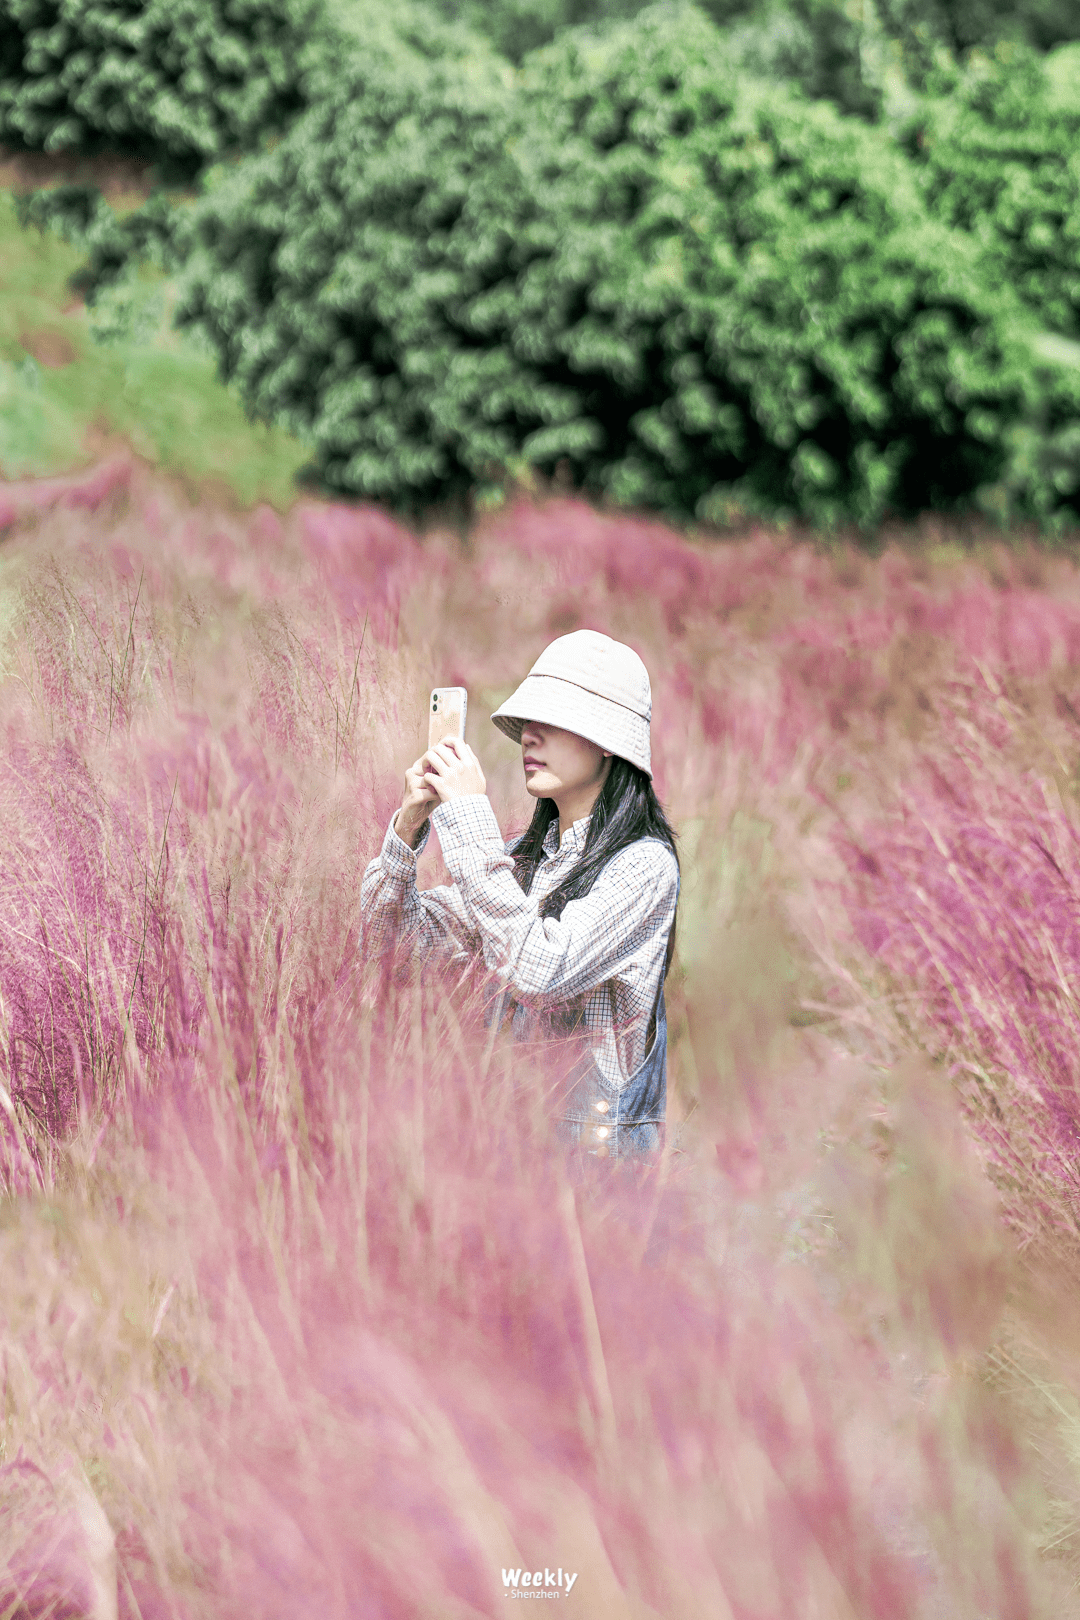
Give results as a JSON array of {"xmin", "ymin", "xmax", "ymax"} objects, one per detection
[{"xmin": 510, "ymin": 756, "xmax": 681, "ymax": 978}]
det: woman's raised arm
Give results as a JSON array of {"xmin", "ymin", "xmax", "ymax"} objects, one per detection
[{"xmin": 359, "ymin": 747, "xmax": 483, "ymax": 972}]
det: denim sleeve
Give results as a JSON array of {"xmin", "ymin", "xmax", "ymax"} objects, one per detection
[{"xmin": 429, "ymin": 795, "xmax": 679, "ymax": 1009}]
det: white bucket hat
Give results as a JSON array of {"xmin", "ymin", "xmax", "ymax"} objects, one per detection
[{"xmin": 490, "ymin": 629, "xmax": 653, "ymax": 778}]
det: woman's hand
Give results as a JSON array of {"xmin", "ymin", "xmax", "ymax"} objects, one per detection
[
  {"xmin": 423, "ymin": 736, "xmax": 487, "ymax": 804},
  {"xmin": 394, "ymin": 738, "xmax": 487, "ymax": 848},
  {"xmin": 395, "ymin": 752, "xmax": 440, "ymax": 849}
]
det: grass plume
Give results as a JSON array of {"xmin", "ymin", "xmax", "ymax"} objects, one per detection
[{"xmin": 2, "ymin": 465, "xmax": 1080, "ymax": 1613}]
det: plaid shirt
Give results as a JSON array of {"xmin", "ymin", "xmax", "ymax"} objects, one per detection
[{"xmin": 359, "ymin": 794, "xmax": 679, "ymax": 1094}]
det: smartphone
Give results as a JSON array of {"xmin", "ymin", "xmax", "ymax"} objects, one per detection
[{"xmin": 428, "ymin": 687, "xmax": 468, "ymax": 752}]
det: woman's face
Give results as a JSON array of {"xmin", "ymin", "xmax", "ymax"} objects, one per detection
[{"xmin": 519, "ymin": 721, "xmax": 612, "ymax": 804}]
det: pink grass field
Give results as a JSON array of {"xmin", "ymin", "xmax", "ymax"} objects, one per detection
[{"xmin": 5, "ymin": 457, "xmax": 1080, "ymax": 1617}]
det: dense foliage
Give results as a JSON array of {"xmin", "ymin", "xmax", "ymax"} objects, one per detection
[
  {"xmin": 426, "ymin": 0, "xmax": 643, "ymax": 61},
  {"xmin": 3, "ymin": 0, "xmax": 1074, "ymax": 173},
  {"xmin": 170, "ymin": 3, "xmax": 1073, "ymax": 528},
  {"xmin": 4, "ymin": 0, "xmax": 1079, "ymax": 530},
  {"xmin": 904, "ymin": 41, "xmax": 1080, "ymax": 521},
  {"xmin": 426, "ymin": 0, "xmax": 1080, "ymax": 116},
  {"xmin": 877, "ymin": 0, "xmax": 1080, "ymax": 64},
  {"xmin": 0, "ymin": 0, "xmax": 486, "ymax": 180},
  {"xmin": 0, "ymin": 0, "xmax": 324, "ymax": 179},
  {"xmin": 906, "ymin": 42, "xmax": 1080, "ymax": 341},
  {"xmin": 430, "ymin": 0, "xmax": 1080, "ymax": 73}
]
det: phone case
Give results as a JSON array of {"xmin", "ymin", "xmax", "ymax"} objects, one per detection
[{"xmin": 428, "ymin": 687, "xmax": 468, "ymax": 752}]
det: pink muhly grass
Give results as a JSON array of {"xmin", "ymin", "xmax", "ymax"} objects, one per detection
[
  {"xmin": 2, "ymin": 959, "xmax": 1042, "ymax": 1618},
  {"xmin": 836, "ymin": 669, "xmax": 1080, "ymax": 1241},
  {"xmin": 0, "ymin": 464, "xmax": 1079, "ymax": 1613},
  {"xmin": 0, "ymin": 456, "xmax": 133, "ymax": 533}
]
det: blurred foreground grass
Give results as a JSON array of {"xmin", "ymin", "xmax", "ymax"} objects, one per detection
[{"xmin": 2, "ymin": 466, "xmax": 1080, "ymax": 1611}]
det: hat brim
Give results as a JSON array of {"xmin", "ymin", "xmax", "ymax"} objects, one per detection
[{"xmin": 490, "ymin": 674, "xmax": 651, "ymax": 779}]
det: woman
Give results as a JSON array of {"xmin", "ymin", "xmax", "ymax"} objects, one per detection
[{"xmin": 359, "ymin": 629, "xmax": 680, "ymax": 1160}]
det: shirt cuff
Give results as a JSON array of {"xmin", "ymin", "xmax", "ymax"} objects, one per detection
[
  {"xmin": 429, "ymin": 794, "xmax": 503, "ymax": 855},
  {"xmin": 382, "ymin": 809, "xmax": 431, "ymax": 875}
]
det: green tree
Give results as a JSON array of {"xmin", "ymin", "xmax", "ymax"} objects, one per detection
[
  {"xmin": 0, "ymin": 0, "xmax": 486, "ymax": 178},
  {"xmin": 879, "ymin": 0, "xmax": 1079, "ymax": 63},
  {"xmin": 0, "ymin": 0, "xmax": 325, "ymax": 180},
  {"xmin": 906, "ymin": 41, "xmax": 1080, "ymax": 340},
  {"xmin": 172, "ymin": 2, "xmax": 1065, "ymax": 527}
]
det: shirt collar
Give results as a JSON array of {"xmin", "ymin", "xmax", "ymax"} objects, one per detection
[{"xmin": 542, "ymin": 812, "xmax": 592, "ymax": 860}]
